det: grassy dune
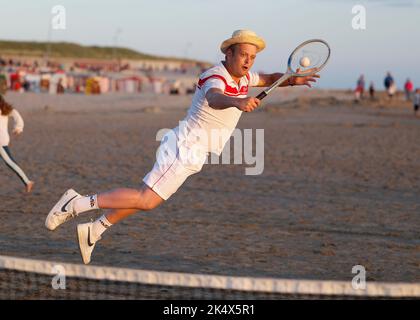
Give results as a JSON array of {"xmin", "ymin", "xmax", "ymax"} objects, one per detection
[{"xmin": 0, "ymin": 40, "xmax": 199, "ymax": 62}]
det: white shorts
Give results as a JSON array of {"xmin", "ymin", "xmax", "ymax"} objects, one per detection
[{"xmin": 143, "ymin": 128, "xmax": 208, "ymax": 200}]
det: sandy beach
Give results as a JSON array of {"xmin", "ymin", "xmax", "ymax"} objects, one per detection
[{"xmin": 0, "ymin": 89, "xmax": 419, "ymax": 283}]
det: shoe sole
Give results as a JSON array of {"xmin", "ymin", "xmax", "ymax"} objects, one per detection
[{"xmin": 77, "ymin": 224, "xmax": 91, "ymax": 265}]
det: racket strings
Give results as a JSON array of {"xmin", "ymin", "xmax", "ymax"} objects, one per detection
[{"xmin": 290, "ymin": 41, "xmax": 330, "ymax": 75}]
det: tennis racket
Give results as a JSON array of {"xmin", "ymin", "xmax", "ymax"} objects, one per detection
[{"xmin": 256, "ymin": 39, "xmax": 331, "ymax": 100}]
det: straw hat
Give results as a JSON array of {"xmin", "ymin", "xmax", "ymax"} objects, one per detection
[{"xmin": 220, "ymin": 30, "xmax": 266, "ymax": 54}]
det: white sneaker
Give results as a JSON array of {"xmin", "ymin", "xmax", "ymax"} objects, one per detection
[
  {"xmin": 45, "ymin": 189, "xmax": 82, "ymax": 231},
  {"xmin": 77, "ymin": 222, "xmax": 100, "ymax": 265}
]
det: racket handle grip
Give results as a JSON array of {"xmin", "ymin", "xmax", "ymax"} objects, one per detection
[{"xmin": 256, "ymin": 91, "xmax": 267, "ymax": 100}]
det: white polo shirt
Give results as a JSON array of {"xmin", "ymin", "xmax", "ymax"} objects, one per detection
[{"xmin": 182, "ymin": 62, "xmax": 260, "ymax": 155}]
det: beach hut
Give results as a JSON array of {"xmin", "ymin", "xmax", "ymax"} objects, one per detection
[
  {"xmin": 0, "ymin": 74, "xmax": 7, "ymax": 94},
  {"xmin": 95, "ymin": 76, "xmax": 110, "ymax": 94},
  {"xmin": 40, "ymin": 74, "xmax": 51, "ymax": 93},
  {"xmin": 115, "ymin": 76, "xmax": 142, "ymax": 93},
  {"xmin": 49, "ymin": 72, "xmax": 68, "ymax": 94},
  {"xmin": 24, "ymin": 73, "xmax": 41, "ymax": 93},
  {"xmin": 10, "ymin": 72, "xmax": 20, "ymax": 91},
  {"xmin": 85, "ymin": 77, "xmax": 101, "ymax": 95}
]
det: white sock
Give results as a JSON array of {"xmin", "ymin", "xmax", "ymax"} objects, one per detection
[
  {"xmin": 73, "ymin": 194, "xmax": 99, "ymax": 214},
  {"xmin": 91, "ymin": 215, "xmax": 112, "ymax": 242}
]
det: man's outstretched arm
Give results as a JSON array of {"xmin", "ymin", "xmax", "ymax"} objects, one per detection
[
  {"xmin": 257, "ymin": 72, "xmax": 319, "ymax": 88},
  {"xmin": 206, "ymin": 88, "xmax": 261, "ymax": 112}
]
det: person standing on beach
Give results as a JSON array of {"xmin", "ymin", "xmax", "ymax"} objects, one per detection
[
  {"xmin": 413, "ymin": 88, "xmax": 420, "ymax": 117},
  {"xmin": 404, "ymin": 78, "xmax": 414, "ymax": 101},
  {"xmin": 357, "ymin": 75, "xmax": 365, "ymax": 99},
  {"xmin": 384, "ymin": 72, "xmax": 395, "ymax": 99},
  {"xmin": 45, "ymin": 30, "xmax": 320, "ymax": 264},
  {"xmin": 0, "ymin": 95, "xmax": 34, "ymax": 192},
  {"xmin": 354, "ymin": 75, "xmax": 365, "ymax": 102},
  {"xmin": 369, "ymin": 81, "xmax": 375, "ymax": 100}
]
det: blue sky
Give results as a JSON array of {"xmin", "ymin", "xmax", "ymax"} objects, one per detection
[{"xmin": 0, "ymin": 0, "xmax": 419, "ymax": 88}]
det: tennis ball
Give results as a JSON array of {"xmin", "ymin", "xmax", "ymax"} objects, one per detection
[{"xmin": 299, "ymin": 57, "xmax": 311, "ymax": 68}]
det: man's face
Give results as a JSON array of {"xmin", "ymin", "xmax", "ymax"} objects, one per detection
[{"xmin": 226, "ymin": 43, "xmax": 258, "ymax": 78}]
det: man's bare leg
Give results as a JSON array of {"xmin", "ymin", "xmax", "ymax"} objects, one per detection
[
  {"xmin": 96, "ymin": 184, "xmax": 164, "ymax": 214},
  {"xmin": 75, "ymin": 185, "xmax": 164, "ymax": 264},
  {"xmin": 46, "ymin": 184, "xmax": 164, "ymax": 232},
  {"xmin": 101, "ymin": 208, "xmax": 138, "ymax": 224},
  {"xmin": 102, "ymin": 185, "xmax": 163, "ymax": 224},
  {"xmin": 72, "ymin": 183, "xmax": 164, "ymax": 237},
  {"xmin": 72, "ymin": 183, "xmax": 164, "ymax": 216},
  {"xmin": 88, "ymin": 184, "xmax": 162, "ymax": 230},
  {"xmin": 46, "ymin": 183, "xmax": 166, "ymax": 263}
]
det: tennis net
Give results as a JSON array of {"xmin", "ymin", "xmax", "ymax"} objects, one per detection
[{"xmin": 1, "ymin": 255, "xmax": 419, "ymax": 299}]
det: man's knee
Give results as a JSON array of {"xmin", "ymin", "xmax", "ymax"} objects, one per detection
[
  {"xmin": 137, "ymin": 185, "xmax": 164, "ymax": 211},
  {"xmin": 140, "ymin": 198, "xmax": 160, "ymax": 211}
]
